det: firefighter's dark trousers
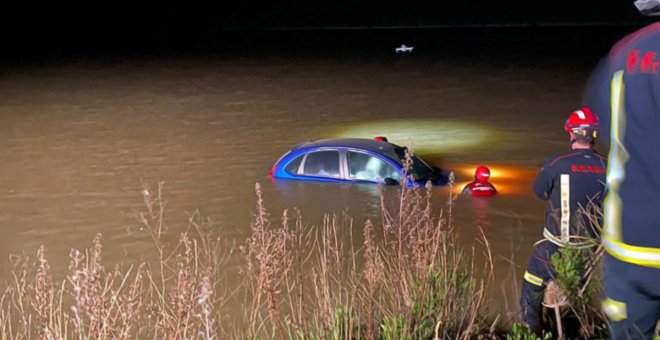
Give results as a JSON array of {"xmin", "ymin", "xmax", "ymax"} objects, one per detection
[
  {"xmin": 603, "ymin": 254, "xmax": 660, "ymax": 339},
  {"xmin": 520, "ymin": 241, "xmax": 559, "ymax": 334}
]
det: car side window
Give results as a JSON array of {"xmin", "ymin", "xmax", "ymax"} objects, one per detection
[
  {"xmin": 285, "ymin": 155, "xmax": 304, "ymax": 174},
  {"xmin": 303, "ymin": 151, "xmax": 341, "ymax": 178},
  {"xmin": 347, "ymin": 151, "xmax": 401, "ymax": 183}
]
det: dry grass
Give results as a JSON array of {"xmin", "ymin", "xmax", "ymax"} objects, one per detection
[
  {"xmin": 241, "ymin": 151, "xmax": 497, "ymax": 340},
  {"xmin": 0, "ymin": 176, "xmax": 607, "ymax": 339},
  {"xmin": 0, "ymin": 182, "xmax": 230, "ymax": 339},
  {"xmin": 0, "ymin": 157, "xmax": 526, "ymax": 339}
]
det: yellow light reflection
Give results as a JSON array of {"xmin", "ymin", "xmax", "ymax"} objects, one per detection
[
  {"xmin": 453, "ymin": 181, "xmax": 471, "ymax": 195},
  {"xmin": 332, "ymin": 120, "xmax": 539, "ymax": 196},
  {"xmin": 333, "ymin": 119, "xmax": 498, "ymax": 155},
  {"xmin": 454, "ymin": 164, "xmax": 537, "ymax": 181}
]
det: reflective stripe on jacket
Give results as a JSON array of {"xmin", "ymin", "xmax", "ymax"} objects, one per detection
[
  {"xmin": 532, "ymin": 149, "xmax": 607, "ymax": 243},
  {"xmin": 583, "ymin": 23, "xmax": 660, "ymax": 267}
]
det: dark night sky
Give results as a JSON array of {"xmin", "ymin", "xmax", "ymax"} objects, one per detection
[{"xmin": 0, "ymin": 1, "xmax": 651, "ymax": 57}]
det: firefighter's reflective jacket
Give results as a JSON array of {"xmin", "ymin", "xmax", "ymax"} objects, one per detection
[
  {"xmin": 532, "ymin": 149, "xmax": 607, "ymax": 247},
  {"xmin": 583, "ymin": 22, "xmax": 660, "ymax": 267}
]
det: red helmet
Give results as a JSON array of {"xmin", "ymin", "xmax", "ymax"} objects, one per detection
[
  {"xmin": 474, "ymin": 165, "xmax": 491, "ymax": 181},
  {"xmin": 374, "ymin": 136, "xmax": 389, "ymax": 142},
  {"xmin": 564, "ymin": 106, "xmax": 599, "ymax": 133}
]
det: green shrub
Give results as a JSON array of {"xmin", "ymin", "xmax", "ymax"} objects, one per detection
[{"xmin": 507, "ymin": 322, "xmax": 552, "ymax": 340}]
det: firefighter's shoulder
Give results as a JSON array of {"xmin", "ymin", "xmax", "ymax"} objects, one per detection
[{"xmin": 543, "ymin": 151, "xmax": 580, "ymax": 168}]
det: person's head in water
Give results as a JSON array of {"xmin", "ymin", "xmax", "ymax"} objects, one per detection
[
  {"xmin": 564, "ymin": 106, "xmax": 599, "ymax": 149},
  {"xmin": 474, "ymin": 165, "xmax": 491, "ymax": 182}
]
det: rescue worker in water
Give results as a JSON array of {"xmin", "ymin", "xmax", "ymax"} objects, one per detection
[
  {"xmin": 462, "ymin": 165, "xmax": 497, "ymax": 197},
  {"xmin": 520, "ymin": 107, "xmax": 608, "ymax": 334}
]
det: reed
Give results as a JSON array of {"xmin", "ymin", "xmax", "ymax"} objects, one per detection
[
  {"xmin": 0, "ymin": 175, "xmax": 605, "ymax": 338},
  {"xmin": 241, "ymin": 149, "xmax": 497, "ymax": 339},
  {"xmin": 0, "ymin": 182, "xmax": 229, "ymax": 339}
]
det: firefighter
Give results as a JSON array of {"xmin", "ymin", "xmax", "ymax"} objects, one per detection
[
  {"xmin": 520, "ymin": 107, "xmax": 608, "ymax": 334},
  {"xmin": 582, "ymin": 1, "xmax": 660, "ymax": 337},
  {"xmin": 462, "ymin": 165, "xmax": 497, "ymax": 197}
]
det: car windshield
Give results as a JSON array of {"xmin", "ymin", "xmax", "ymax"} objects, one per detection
[{"xmin": 393, "ymin": 146, "xmax": 436, "ymax": 181}]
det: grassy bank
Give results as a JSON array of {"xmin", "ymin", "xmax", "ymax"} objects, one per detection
[
  {"xmin": 242, "ymin": 178, "xmax": 497, "ymax": 339},
  {"xmin": 0, "ymin": 178, "xmax": 606, "ymax": 338}
]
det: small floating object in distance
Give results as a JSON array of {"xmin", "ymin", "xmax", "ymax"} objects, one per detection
[{"xmin": 395, "ymin": 44, "xmax": 414, "ymax": 53}]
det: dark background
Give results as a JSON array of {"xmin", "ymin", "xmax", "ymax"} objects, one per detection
[{"xmin": 0, "ymin": 2, "xmax": 651, "ymax": 60}]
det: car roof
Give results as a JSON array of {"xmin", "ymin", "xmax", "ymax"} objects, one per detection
[{"xmin": 293, "ymin": 138, "xmax": 402, "ymax": 161}]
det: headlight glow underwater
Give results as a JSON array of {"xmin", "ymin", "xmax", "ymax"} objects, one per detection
[
  {"xmin": 333, "ymin": 119, "xmax": 535, "ymax": 196},
  {"xmin": 333, "ymin": 119, "xmax": 496, "ymax": 155}
]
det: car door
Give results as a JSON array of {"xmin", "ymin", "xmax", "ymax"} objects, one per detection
[
  {"xmin": 345, "ymin": 150, "xmax": 402, "ymax": 184},
  {"xmin": 299, "ymin": 149, "xmax": 344, "ymax": 180}
]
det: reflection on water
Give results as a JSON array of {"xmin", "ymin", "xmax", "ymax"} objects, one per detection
[
  {"xmin": 272, "ymin": 179, "xmax": 385, "ymax": 215},
  {"xmin": 0, "ymin": 54, "xmax": 589, "ymax": 315},
  {"xmin": 466, "ymin": 197, "xmax": 494, "ymax": 227}
]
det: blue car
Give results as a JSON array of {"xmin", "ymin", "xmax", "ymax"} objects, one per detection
[{"xmin": 270, "ymin": 138, "xmax": 449, "ymax": 186}]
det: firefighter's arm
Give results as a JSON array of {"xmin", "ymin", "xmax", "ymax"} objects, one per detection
[
  {"xmin": 532, "ymin": 158, "xmax": 554, "ymax": 200},
  {"xmin": 461, "ymin": 183, "xmax": 472, "ymax": 195}
]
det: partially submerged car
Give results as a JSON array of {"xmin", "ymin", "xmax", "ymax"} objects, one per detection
[{"xmin": 270, "ymin": 137, "xmax": 449, "ymax": 186}]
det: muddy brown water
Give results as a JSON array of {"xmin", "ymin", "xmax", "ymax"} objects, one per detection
[{"xmin": 0, "ymin": 48, "xmax": 607, "ymax": 318}]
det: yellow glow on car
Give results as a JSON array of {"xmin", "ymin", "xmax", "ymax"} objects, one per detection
[{"xmin": 333, "ymin": 120, "xmax": 497, "ymax": 154}]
